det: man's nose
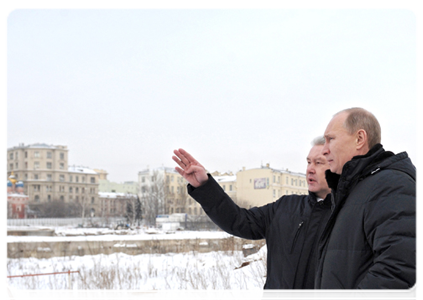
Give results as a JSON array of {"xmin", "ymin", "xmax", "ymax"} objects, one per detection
[{"xmin": 322, "ymin": 143, "xmax": 329, "ymax": 155}]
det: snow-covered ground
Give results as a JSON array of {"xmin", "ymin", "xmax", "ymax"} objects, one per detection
[
  {"xmin": 7, "ymin": 226, "xmax": 233, "ymax": 242},
  {"xmin": 7, "ymin": 226, "xmax": 267, "ymax": 292}
]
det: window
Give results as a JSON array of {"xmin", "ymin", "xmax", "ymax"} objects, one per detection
[
  {"xmin": 47, "ymin": 152, "xmax": 52, "ymax": 159},
  {"xmin": 48, "ymin": 195, "xmax": 51, "ymax": 202},
  {"xmin": 90, "ymin": 177, "xmax": 95, "ymax": 183},
  {"xmin": 60, "ymin": 152, "xmax": 64, "ymax": 160},
  {"xmin": 34, "ymin": 174, "xmax": 39, "ymax": 180},
  {"xmin": 9, "ymin": 153, "xmax": 13, "ymax": 160},
  {"xmin": 34, "ymin": 151, "xmax": 40, "ymax": 158},
  {"xmin": 25, "ymin": 152, "xmax": 27, "ymax": 158},
  {"xmin": 222, "ymin": 185, "xmax": 226, "ymax": 191},
  {"xmin": 82, "ymin": 187, "xmax": 85, "ymax": 193},
  {"xmin": 60, "ymin": 163, "xmax": 64, "ymax": 170},
  {"xmin": 76, "ymin": 176, "xmax": 79, "ymax": 183},
  {"xmin": 69, "ymin": 175, "xmax": 73, "ymax": 182},
  {"xmin": 230, "ymin": 185, "xmax": 233, "ymax": 191},
  {"xmin": 60, "ymin": 195, "xmax": 64, "ymax": 202},
  {"xmin": 34, "ymin": 162, "xmax": 40, "ymax": 169},
  {"xmin": 91, "ymin": 197, "xmax": 95, "ymax": 204},
  {"xmin": 15, "ymin": 162, "xmax": 18, "ymax": 169},
  {"xmin": 69, "ymin": 187, "xmax": 73, "ymax": 193},
  {"xmin": 33, "ymin": 185, "xmax": 40, "ymax": 192},
  {"xmin": 47, "ymin": 162, "xmax": 52, "ymax": 169},
  {"xmin": 76, "ymin": 187, "xmax": 79, "ymax": 193},
  {"xmin": 47, "ymin": 174, "xmax": 52, "ymax": 181},
  {"xmin": 273, "ymin": 189, "xmax": 276, "ymax": 198},
  {"xmin": 25, "ymin": 162, "xmax": 28, "ymax": 168},
  {"xmin": 9, "ymin": 163, "xmax": 13, "ymax": 170},
  {"xmin": 82, "ymin": 176, "xmax": 85, "ymax": 183},
  {"xmin": 34, "ymin": 195, "xmax": 40, "ymax": 202},
  {"xmin": 59, "ymin": 175, "xmax": 65, "ymax": 182}
]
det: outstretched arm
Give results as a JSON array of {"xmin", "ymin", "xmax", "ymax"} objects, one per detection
[{"xmin": 172, "ymin": 148, "xmax": 209, "ymax": 188}]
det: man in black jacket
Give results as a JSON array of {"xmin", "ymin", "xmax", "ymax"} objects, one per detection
[
  {"xmin": 316, "ymin": 107, "xmax": 416, "ymax": 289},
  {"xmin": 172, "ymin": 137, "xmax": 332, "ymax": 289}
]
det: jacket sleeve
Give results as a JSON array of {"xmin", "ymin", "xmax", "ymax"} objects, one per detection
[
  {"xmin": 188, "ymin": 174, "xmax": 275, "ymax": 240},
  {"xmin": 358, "ymin": 170, "xmax": 416, "ymax": 289}
]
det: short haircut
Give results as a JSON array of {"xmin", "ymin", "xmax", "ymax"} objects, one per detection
[
  {"xmin": 336, "ymin": 107, "xmax": 381, "ymax": 148},
  {"xmin": 312, "ymin": 136, "xmax": 325, "ymax": 146}
]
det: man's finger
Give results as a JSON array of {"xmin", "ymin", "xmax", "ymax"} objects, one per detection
[
  {"xmin": 175, "ymin": 166, "xmax": 184, "ymax": 176},
  {"xmin": 179, "ymin": 148, "xmax": 198, "ymax": 164},
  {"xmin": 175, "ymin": 149, "xmax": 191, "ymax": 166},
  {"xmin": 172, "ymin": 155, "xmax": 186, "ymax": 169}
]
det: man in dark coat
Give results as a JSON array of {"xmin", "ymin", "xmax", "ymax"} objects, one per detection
[
  {"xmin": 316, "ymin": 107, "xmax": 416, "ymax": 289},
  {"xmin": 172, "ymin": 138, "xmax": 332, "ymax": 289}
]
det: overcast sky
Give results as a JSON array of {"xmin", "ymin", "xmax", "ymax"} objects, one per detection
[{"xmin": 6, "ymin": 8, "xmax": 418, "ymax": 182}]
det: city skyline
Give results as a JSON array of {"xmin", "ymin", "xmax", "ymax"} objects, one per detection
[{"xmin": 6, "ymin": 9, "xmax": 418, "ymax": 182}]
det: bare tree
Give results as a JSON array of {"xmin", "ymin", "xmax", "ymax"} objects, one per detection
[
  {"xmin": 125, "ymin": 194, "xmax": 142, "ymax": 226},
  {"xmin": 140, "ymin": 170, "xmax": 166, "ymax": 226}
]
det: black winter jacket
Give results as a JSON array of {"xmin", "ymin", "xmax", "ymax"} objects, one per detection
[
  {"xmin": 188, "ymin": 175, "xmax": 332, "ymax": 289},
  {"xmin": 315, "ymin": 144, "xmax": 416, "ymax": 289}
]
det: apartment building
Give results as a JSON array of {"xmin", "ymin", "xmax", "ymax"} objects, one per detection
[
  {"xmin": 236, "ymin": 164, "xmax": 308, "ymax": 208},
  {"xmin": 7, "ymin": 143, "xmax": 100, "ymax": 216},
  {"xmin": 98, "ymin": 192, "xmax": 138, "ymax": 218},
  {"xmin": 138, "ymin": 167, "xmax": 203, "ymax": 216},
  {"xmin": 98, "ymin": 179, "xmax": 138, "ymax": 194}
]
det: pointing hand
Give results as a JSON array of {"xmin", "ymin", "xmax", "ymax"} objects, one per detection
[{"xmin": 172, "ymin": 148, "xmax": 209, "ymax": 188}]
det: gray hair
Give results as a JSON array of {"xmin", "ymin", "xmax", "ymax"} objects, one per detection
[
  {"xmin": 311, "ymin": 136, "xmax": 325, "ymax": 146},
  {"xmin": 335, "ymin": 107, "xmax": 381, "ymax": 148}
]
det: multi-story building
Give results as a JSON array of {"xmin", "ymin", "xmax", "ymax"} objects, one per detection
[
  {"xmin": 236, "ymin": 163, "xmax": 308, "ymax": 208},
  {"xmin": 138, "ymin": 167, "xmax": 204, "ymax": 216},
  {"xmin": 138, "ymin": 164, "xmax": 308, "ymax": 216},
  {"xmin": 6, "ymin": 143, "xmax": 100, "ymax": 217},
  {"xmin": 98, "ymin": 179, "xmax": 138, "ymax": 194},
  {"xmin": 98, "ymin": 192, "xmax": 138, "ymax": 219}
]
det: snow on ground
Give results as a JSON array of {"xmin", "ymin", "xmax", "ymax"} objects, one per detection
[
  {"xmin": 7, "ymin": 226, "xmax": 233, "ymax": 242},
  {"xmin": 7, "ymin": 226, "xmax": 267, "ymax": 291}
]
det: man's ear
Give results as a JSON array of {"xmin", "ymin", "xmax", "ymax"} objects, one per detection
[{"xmin": 356, "ymin": 129, "xmax": 368, "ymax": 151}]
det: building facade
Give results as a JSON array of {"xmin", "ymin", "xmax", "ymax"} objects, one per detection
[
  {"xmin": 7, "ymin": 143, "xmax": 100, "ymax": 217},
  {"xmin": 98, "ymin": 192, "xmax": 138, "ymax": 219},
  {"xmin": 236, "ymin": 164, "xmax": 308, "ymax": 208}
]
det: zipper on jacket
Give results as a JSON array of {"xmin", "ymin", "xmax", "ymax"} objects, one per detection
[{"xmin": 290, "ymin": 221, "xmax": 304, "ymax": 253}]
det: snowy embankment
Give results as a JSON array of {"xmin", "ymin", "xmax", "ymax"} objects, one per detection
[{"xmin": 7, "ymin": 227, "xmax": 267, "ymax": 290}]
